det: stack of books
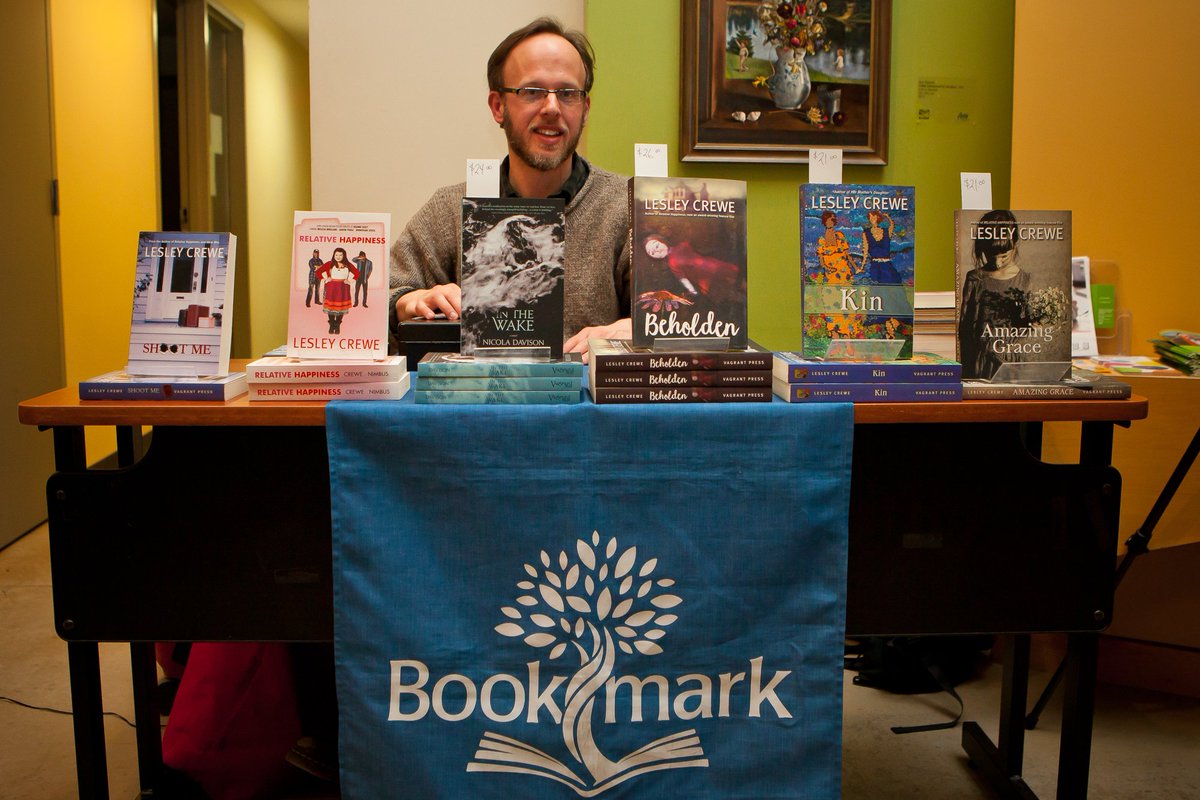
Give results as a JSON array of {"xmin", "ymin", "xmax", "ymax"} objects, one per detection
[
  {"xmin": 1151, "ymin": 330, "xmax": 1200, "ymax": 376},
  {"xmin": 243, "ymin": 355, "xmax": 410, "ymax": 401},
  {"xmin": 587, "ymin": 339, "xmax": 772, "ymax": 404},
  {"xmin": 772, "ymin": 352, "xmax": 962, "ymax": 403},
  {"xmin": 913, "ymin": 291, "xmax": 957, "ymax": 360},
  {"xmin": 79, "ymin": 371, "xmax": 248, "ymax": 401},
  {"xmin": 414, "ymin": 353, "xmax": 583, "ymax": 404}
]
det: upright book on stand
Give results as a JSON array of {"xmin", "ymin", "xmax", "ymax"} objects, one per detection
[
  {"xmin": 126, "ymin": 231, "xmax": 237, "ymax": 376},
  {"xmin": 286, "ymin": 211, "xmax": 391, "ymax": 360},
  {"xmin": 459, "ymin": 197, "xmax": 565, "ymax": 359},
  {"xmin": 800, "ymin": 184, "xmax": 915, "ymax": 361},
  {"xmin": 630, "ymin": 177, "xmax": 748, "ymax": 350},
  {"xmin": 955, "ymin": 210, "xmax": 1072, "ymax": 381}
]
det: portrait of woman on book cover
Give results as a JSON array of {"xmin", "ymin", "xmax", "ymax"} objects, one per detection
[{"xmin": 957, "ymin": 209, "xmax": 1070, "ymax": 381}]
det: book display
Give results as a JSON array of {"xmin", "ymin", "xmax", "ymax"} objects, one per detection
[
  {"xmin": 630, "ymin": 176, "xmax": 748, "ymax": 349},
  {"xmin": 588, "ymin": 338, "xmax": 772, "ymax": 404},
  {"xmin": 414, "ymin": 352, "xmax": 582, "ymax": 404},
  {"xmin": 459, "ymin": 197, "xmax": 565, "ymax": 359},
  {"xmin": 126, "ymin": 231, "xmax": 237, "ymax": 376},
  {"xmin": 79, "ymin": 370, "xmax": 248, "ymax": 401},
  {"xmin": 955, "ymin": 210, "xmax": 1072, "ymax": 382},
  {"xmin": 286, "ymin": 211, "xmax": 391, "ymax": 360},
  {"xmin": 772, "ymin": 351, "xmax": 960, "ymax": 403},
  {"xmin": 244, "ymin": 355, "xmax": 410, "ymax": 402},
  {"xmin": 800, "ymin": 184, "xmax": 916, "ymax": 361},
  {"xmin": 961, "ymin": 366, "xmax": 1131, "ymax": 400}
]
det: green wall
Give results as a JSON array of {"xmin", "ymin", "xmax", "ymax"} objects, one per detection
[{"xmin": 585, "ymin": 0, "xmax": 1014, "ymax": 349}]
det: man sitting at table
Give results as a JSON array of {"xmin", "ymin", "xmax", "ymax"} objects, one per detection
[{"xmin": 388, "ymin": 16, "xmax": 632, "ymax": 358}]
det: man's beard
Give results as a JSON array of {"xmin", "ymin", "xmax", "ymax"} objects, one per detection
[{"xmin": 501, "ymin": 109, "xmax": 584, "ymax": 172}]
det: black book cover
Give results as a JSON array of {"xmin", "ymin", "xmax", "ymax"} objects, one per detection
[{"xmin": 460, "ymin": 197, "xmax": 565, "ymax": 358}]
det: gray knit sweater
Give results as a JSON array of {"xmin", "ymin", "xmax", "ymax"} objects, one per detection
[{"xmin": 388, "ymin": 161, "xmax": 631, "ymax": 340}]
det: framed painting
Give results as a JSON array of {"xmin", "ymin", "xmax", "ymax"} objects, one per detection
[{"xmin": 681, "ymin": 0, "xmax": 892, "ymax": 164}]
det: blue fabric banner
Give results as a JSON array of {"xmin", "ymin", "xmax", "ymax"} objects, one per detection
[{"xmin": 326, "ymin": 401, "xmax": 853, "ymax": 799}]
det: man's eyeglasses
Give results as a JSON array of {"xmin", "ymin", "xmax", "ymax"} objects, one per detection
[{"xmin": 498, "ymin": 87, "xmax": 588, "ymax": 107}]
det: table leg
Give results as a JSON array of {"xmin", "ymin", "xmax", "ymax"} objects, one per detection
[
  {"xmin": 1056, "ymin": 633, "xmax": 1098, "ymax": 800},
  {"xmin": 130, "ymin": 642, "xmax": 161, "ymax": 795},
  {"xmin": 67, "ymin": 641, "xmax": 110, "ymax": 800}
]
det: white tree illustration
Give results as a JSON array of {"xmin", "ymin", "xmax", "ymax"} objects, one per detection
[{"xmin": 468, "ymin": 531, "xmax": 707, "ymax": 795}]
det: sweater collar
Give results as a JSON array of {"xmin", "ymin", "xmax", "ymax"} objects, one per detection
[{"xmin": 500, "ymin": 154, "xmax": 590, "ymax": 205}]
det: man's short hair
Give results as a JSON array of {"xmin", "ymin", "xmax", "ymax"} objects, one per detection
[{"xmin": 486, "ymin": 16, "xmax": 596, "ymax": 93}]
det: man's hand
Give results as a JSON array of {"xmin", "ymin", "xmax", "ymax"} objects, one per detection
[
  {"xmin": 396, "ymin": 283, "xmax": 462, "ymax": 320},
  {"xmin": 564, "ymin": 318, "xmax": 632, "ymax": 362}
]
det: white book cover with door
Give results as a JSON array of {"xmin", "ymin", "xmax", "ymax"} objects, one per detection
[{"xmin": 126, "ymin": 231, "xmax": 236, "ymax": 376}]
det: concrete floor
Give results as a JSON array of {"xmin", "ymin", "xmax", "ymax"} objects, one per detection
[{"xmin": 3, "ymin": 524, "xmax": 1198, "ymax": 799}]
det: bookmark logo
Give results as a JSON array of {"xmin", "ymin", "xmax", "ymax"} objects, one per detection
[{"xmin": 387, "ymin": 531, "xmax": 794, "ymax": 796}]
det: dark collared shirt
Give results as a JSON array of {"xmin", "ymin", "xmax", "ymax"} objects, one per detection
[{"xmin": 499, "ymin": 154, "xmax": 590, "ymax": 204}]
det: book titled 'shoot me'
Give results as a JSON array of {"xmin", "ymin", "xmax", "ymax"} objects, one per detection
[
  {"xmin": 630, "ymin": 177, "xmax": 748, "ymax": 350},
  {"xmin": 800, "ymin": 184, "xmax": 916, "ymax": 360}
]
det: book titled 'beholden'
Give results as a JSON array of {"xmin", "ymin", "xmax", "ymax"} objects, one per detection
[{"xmin": 630, "ymin": 177, "xmax": 747, "ymax": 349}]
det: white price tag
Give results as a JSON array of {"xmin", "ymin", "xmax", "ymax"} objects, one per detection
[
  {"xmin": 466, "ymin": 159, "xmax": 501, "ymax": 197},
  {"xmin": 808, "ymin": 149, "xmax": 843, "ymax": 184},
  {"xmin": 634, "ymin": 143, "xmax": 668, "ymax": 177},
  {"xmin": 960, "ymin": 172, "xmax": 992, "ymax": 210}
]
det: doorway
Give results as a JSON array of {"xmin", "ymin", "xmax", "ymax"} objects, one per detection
[{"xmin": 156, "ymin": 0, "xmax": 250, "ymax": 357}]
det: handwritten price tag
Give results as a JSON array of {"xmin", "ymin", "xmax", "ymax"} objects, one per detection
[
  {"xmin": 634, "ymin": 143, "xmax": 668, "ymax": 177},
  {"xmin": 808, "ymin": 149, "xmax": 843, "ymax": 184},
  {"xmin": 466, "ymin": 159, "xmax": 501, "ymax": 197},
  {"xmin": 960, "ymin": 172, "xmax": 992, "ymax": 210}
]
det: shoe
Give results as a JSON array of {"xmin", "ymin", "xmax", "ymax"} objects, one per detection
[{"xmin": 286, "ymin": 736, "xmax": 338, "ymax": 783}]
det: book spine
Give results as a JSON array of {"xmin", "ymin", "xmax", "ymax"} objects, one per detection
[
  {"xmin": 415, "ymin": 376, "xmax": 581, "ymax": 391},
  {"xmin": 247, "ymin": 365, "xmax": 404, "ymax": 383},
  {"xmin": 960, "ymin": 383, "xmax": 1131, "ymax": 400},
  {"xmin": 773, "ymin": 381, "xmax": 963, "ymax": 402},
  {"xmin": 590, "ymin": 353, "xmax": 772, "ymax": 371},
  {"xmin": 248, "ymin": 378, "xmax": 409, "ymax": 401},
  {"xmin": 773, "ymin": 361, "xmax": 961, "ymax": 383},
  {"xmin": 79, "ymin": 383, "xmax": 168, "ymax": 400},
  {"xmin": 164, "ymin": 384, "xmax": 232, "ymax": 401},
  {"xmin": 417, "ymin": 363, "xmax": 584, "ymax": 378},
  {"xmin": 589, "ymin": 387, "xmax": 773, "ymax": 403},
  {"xmin": 592, "ymin": 369, "xmax": 771, "ymax": 387},
  {"xmin": 414, "ymin": 389, "xmax": 582, "ymax": 404}
]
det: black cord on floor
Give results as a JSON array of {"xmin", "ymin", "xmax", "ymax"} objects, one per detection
[{"xmin": 0, "ymin": 694, "xmax": 136, "ymax": 728}]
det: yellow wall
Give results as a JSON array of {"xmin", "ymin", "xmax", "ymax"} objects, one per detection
[
  {"xmin": 1014, "ymin": 0, "xmax": 1200, "ymax": 657},
  {"xmin": 50, "ymin": 0, "xmax": 159, "ymax": 459},
  {"xmin": 1012, "ymin": 0, "xmax": 1200, "ymax": 348}
]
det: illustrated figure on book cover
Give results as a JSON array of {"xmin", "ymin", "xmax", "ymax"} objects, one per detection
[
  {"xmin": 315, "ymin": 247, "xmax": 359, "ymax": 334},
  {"xmin": 287, "ymin": 211, "xmax": 390, "ymax": 360},
  {"xmin": 956, "ymin": 209, "xmax": 1071, "ymax": 381},
  {"xmin": 800, "ymin": 184, "xmax": 915, "ymax": 360}
]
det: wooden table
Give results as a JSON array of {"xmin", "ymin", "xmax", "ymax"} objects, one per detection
[{"xmin": 19, "ymin": 371, "xmax": 1148, "ymax": 800}]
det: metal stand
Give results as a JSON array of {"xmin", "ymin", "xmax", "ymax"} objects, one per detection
[{"xmin": 1025, "ymin": 423, "xmax": 1200, "ymax": 730}]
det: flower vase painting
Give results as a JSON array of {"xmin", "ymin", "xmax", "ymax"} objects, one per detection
[{"xmin": 682, "ymin": 0, "xmax": 892, "ymax": 164}]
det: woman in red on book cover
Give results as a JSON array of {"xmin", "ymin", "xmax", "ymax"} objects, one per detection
[{"xmin": 315, "ymin": 247, "xmax": 360, "ymax": 334}]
